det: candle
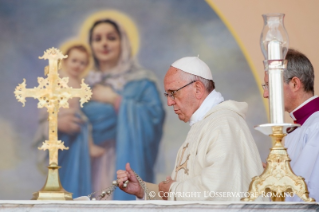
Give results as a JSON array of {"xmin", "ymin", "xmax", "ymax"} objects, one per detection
[{"xmin": 268, "ymin": 40, "xmax": 283, "ymax": 60}]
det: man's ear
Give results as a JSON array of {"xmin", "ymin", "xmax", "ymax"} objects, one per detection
[
  {"xmin": 290, "ymin": 77, "xmax": 302, "ymax": 91},
  {"xmin": 195, "ymin": 81, "xmax": 205, "ymax": 99}
]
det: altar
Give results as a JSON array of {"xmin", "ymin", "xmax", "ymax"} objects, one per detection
[
  {"xmin": 0, "ymin": 201, "xmax": 318, "ymax": 212},
  {"xmin": 2, "ymin": 1, "xmax": 319, "ymax": 209}
]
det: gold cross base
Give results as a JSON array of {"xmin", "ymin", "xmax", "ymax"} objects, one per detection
[
  {"xmin": 241, "ymin": 132, "xmax": 315, "ymax": 202},
  {"xmin": 32, "ymin": 163, "xmax": 72, "ymax": 200}
]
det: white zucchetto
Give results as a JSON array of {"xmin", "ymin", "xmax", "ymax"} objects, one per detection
[{"xmin": 171, "ymin": 57, "xmax": 213, "ymax": 80}]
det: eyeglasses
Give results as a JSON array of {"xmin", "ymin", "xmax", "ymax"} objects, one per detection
[
  {"xmin": 262, "ymin": 84, "xmax": 268, "ymax": 90},
  {"xmin": 262, "ymin": 77, "xmax": 294, "ymax": 90},
  {"xmin": 164, "ymin": 81, "xmax": 196, "ymax": 100}
]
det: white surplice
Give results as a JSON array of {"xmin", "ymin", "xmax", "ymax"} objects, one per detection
[{"xmin": 285, "ymin": 96, "xmax": 319, "ymax": 202}]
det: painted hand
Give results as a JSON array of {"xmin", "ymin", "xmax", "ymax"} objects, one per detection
[
  {"xmin": 58, "ymin": 110, "xmax": 83, "ymax": 134},
  {"xmin": 92, "ymin": 84, "xmax": 119, "ymax": 105}
]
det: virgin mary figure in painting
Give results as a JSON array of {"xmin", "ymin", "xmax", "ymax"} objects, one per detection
[{"xmin": 81, "ymin": 11, "xmax": 165, "ymax": 200}]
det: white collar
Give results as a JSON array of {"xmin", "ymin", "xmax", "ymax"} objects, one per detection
[
  {"xmin": 289, "ymin": 95, "xmax": 318, "ymax": 120},
  {"xmin": 189, "ymin": 90, "xmax": 224, "ymax": 126}
]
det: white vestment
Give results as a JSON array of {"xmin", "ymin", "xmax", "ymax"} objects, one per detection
[
  {"xmin": 166, "ymin": 100, "xmax": 263, "ymax": 201},
  {"xmin": 285, "ymin": 96, "xmax": 319, "ymax": 202}
]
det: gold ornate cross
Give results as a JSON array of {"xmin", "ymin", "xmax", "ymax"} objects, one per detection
[
  {"xmin": 14, "ymin": 47, "xmax": 92, "ymax": 166},
  {"xmin": 175, "ymin": 143, "xmax": 190, "ymax": 178}
]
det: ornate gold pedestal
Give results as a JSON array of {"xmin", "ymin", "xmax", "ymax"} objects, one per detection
[
  {"xmin": 241, "ymin": 127, "xmax": 315, "ymax": 202},
  {"xmin": 32, "ymin": 164, "xmax": 72, "ymax": 200}
]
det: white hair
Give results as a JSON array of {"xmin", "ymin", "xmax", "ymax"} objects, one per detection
[{"xmin": 179, "ymin": 70, "xmax": 214, "ymax": 92}]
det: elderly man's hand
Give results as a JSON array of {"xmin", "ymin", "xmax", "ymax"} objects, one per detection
[
  {"xmin": 262, "ymin": 162, "xmax": 267, "ymax": 169},
  {"xmin": 117, "ymin": 163, "xmax": 144, "ymax": 199},
  {"xmin": 158, "ymin": 176, "xmax": 175, "ymax": 200}
]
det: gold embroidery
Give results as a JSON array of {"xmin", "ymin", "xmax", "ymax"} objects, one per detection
[{"xmin": 175, "ymin": 143, "xmax": 190, "ymax": 178}]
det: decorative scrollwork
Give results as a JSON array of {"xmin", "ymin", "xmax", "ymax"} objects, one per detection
[
  {"xmin": 38, "ymin": 140, "xmax": 69, "ymax": 151},
  {"xmin": 39, "ymin": 47, "xmax": 68, "ymax": 60},
  {"xmin": 241, "ymin": 135, "xmax": 315, "ymax": 202},
  {"xmin": 79, "ymin": 79, "xmax": 92, "ymax": 107},
  {"xmin": 14, "ymin": 79, "xmax": 27, "ymax": 107}
]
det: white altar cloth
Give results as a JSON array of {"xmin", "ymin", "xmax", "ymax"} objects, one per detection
[{"xmin": 0, "ymin": 201, "xmax": 318, "ymax": 212}]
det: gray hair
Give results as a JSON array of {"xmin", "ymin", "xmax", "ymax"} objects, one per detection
[
  {"xmin": 284, "ymin": 49, "xmax": 314, "ymax": 94},
  {"xmin": 179, "ymin": 70, "xmax": 215, "ymax": 93}
]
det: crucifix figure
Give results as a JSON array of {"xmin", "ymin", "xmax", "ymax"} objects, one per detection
[
  {"xmin": 175, "ymin": 143, "xmax": 190, "ymax": 178},
  {"xmin": 14, "ymin": 47, "xmax": 92, "ymax": 200}
]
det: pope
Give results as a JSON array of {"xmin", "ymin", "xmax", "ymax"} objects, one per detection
[{"xmin": 117, "ymin": 57, "xmax": 263, "ymax": 201}]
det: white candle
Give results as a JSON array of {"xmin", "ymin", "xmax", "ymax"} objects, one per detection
[{"xmin": 268, "ymin": 40, "xmax": 282, "ymax": 60}]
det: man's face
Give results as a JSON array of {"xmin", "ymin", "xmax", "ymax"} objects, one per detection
[
  {"xmin": 263, "ymin": 72, "xmax": 293, "ymax": 112},
  {"xmin": 164, "ymin": 67, "xmax": 196, "ymax": 122}
]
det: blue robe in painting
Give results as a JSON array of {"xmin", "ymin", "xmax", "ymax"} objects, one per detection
[
  {"xmin": 82, "ymin": 78, "xmax": 165, "ymax": 200},
  {"xmin": 58, "ymin": 114, "xmax": 92, "ymax": 198}
]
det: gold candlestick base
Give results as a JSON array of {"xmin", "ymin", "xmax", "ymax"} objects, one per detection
[
  {"xmin": 32, "ymin": 164, "xmax": 72, "ymax": 200},
  {"xmin": 241, "ymin": 127, "xmax": 315, "ymax": 202}
]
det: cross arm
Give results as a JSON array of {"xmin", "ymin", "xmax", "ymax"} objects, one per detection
[
  {"xmin": 14, "ymin": 79, "xmax": 43, "ymax": 106},
  {"xmin": 60, "ymin": 79, "xmax": 92, "ymax": 107}
]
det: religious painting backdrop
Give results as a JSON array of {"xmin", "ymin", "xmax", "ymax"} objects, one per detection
[{"xmin": 0, "ymin": 0, "xmax": 268, "ymax": 199}]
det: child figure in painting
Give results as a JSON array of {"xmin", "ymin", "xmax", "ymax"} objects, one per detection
[{"xmin": 59, "ymin": 42, "xmax": 105, "ymax": 158}]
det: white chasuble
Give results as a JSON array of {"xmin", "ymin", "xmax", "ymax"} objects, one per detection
[{"xmin": 168, "ymin": 100, "xmax": 263, "ymax": 201}]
